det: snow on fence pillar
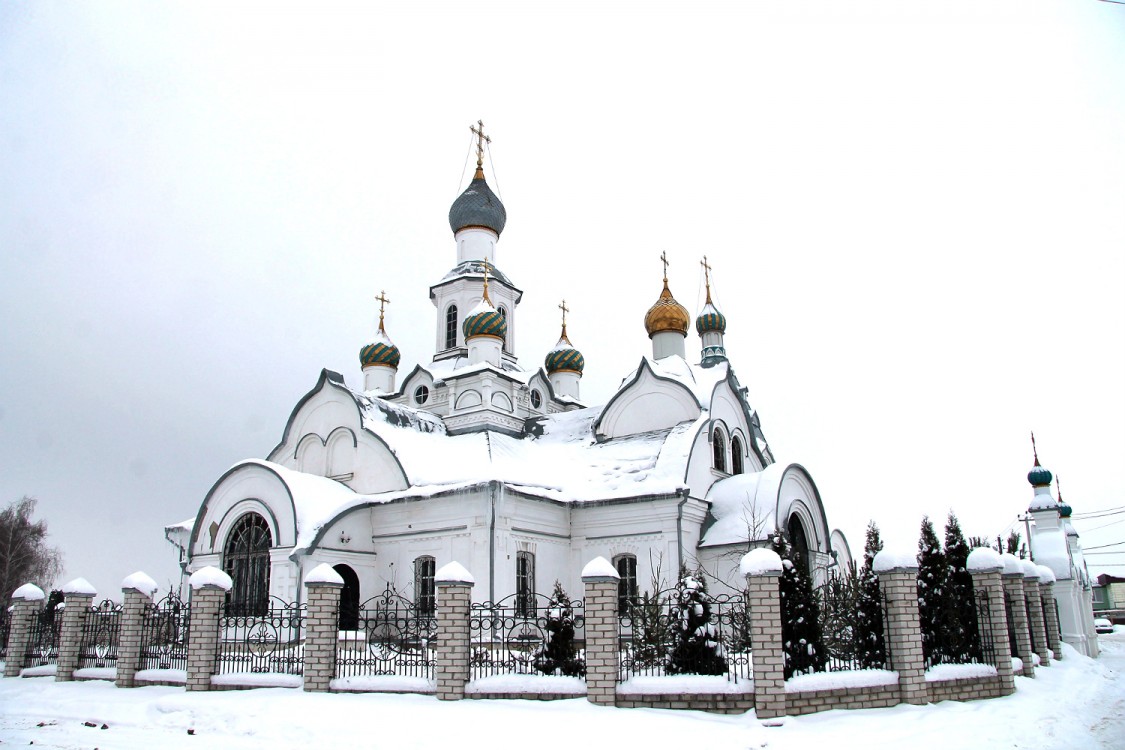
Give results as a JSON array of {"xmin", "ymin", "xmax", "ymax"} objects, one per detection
[
  {"xmin": 1022, "ymin": 561, "xmax": 1049, "ymax": 667},
  {"xmin": 116, "ymin": 572, "xmax": 158, "ymax": 688},
  {"xmin": 303, "ymin": 564, "xmax": 344, "ymax": 693},
  {"xmin": 1000, "ymin": 554, "xmax": 1034, "ymax": 679},
  {"xmin": 434, "ymin": 562, "xmax": 474, "ymax": 701},
  {"xmin": 56, "ymin": 578, "xmax": 97, "ymax": 682},
  {"xmin": 873, "ymin": 550, "xmax": 927, "ymax": 706},
  {"xmin": 3, "ymin": 584, "xmax": 45, "ymax": 678},
  {"xmin": 186, "ymin": 567, "xmax": 232, "ymax": 692},
  {"xmin": 741, "ymin": 548, "xmax": 785, "ymax": 720},
  {"xmin": 967, "ymin": 548, "xmax": 1015, "ymax": 697},
  {"xmin": 581, "ymin": 557, "xmax": 621, "ymax": 707},
  {"xmin": 1037, "ymin": 566, "xmax": 1061, "ymax": 660}
]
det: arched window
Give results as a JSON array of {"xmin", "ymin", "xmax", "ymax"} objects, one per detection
[
  {"xmin": 499, "ymin": 306, "xmax": 508, "ymax": 351},
  {"xmin": 788, "ymin": 514, "xmax": 811, "ymax": 573},
  {"xmin": 516, "ymin": 551, "xmax": 535, "ymax": 617},
  {"xmin": 730, "ymin": 435, "xmax": 744, "ymax": 475},
  {"xmin": 445, "ymin": 305, "xmax": 458, "ymax": 349},
  {"xmin": 713, "ymin": 429, "xmax": 727, "ymax": 473},
  {"xmin": 223, "ymin": 513, "xmax": 272, "ymax": 616},
  {"xmin": 614, "ymin": 554, "xmax": 638, "ymax": 614},
  {"xmin": 414, "ymin": 556, "xmax": 436, "ymax": 616}
]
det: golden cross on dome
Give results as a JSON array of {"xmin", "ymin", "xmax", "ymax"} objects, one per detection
[
  {"xmin": 701, "ymin": 256, "xmax": 714, "ymax": 304},
  {"xmin": 481, "ymin": 258, "xmax": 492, "ymax": 303},
  {"xmin": 660, "ymin": 251, "xmax": 670, "ymax": 282},
  {"xmin": 470, "ymin": 120, "xmax": 491, "ymax": 176},
  {"xmin": 559, "ymin": 299, "xmax": 569, "ymax": 327},
  {"xmin": 375, "ymin": 290, "xmax": 390, "ymax": 332}
]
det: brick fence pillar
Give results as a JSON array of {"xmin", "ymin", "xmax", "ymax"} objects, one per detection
[
  {"xmin": 1023, "ymin": 565, "xmax": 1049, "ymax": 667},
  {"xmin": 434, "ymin": 562, "xmax": 474, "ymax": 701},
  {"xmin": 967, "ymin": 550, "xmax": 1014, "ymax": 697},
  {"xmin": 741, "ymin": 549, "xmax": 785, "ymax": 720},
  {"xmin": 1001, "ymin": 553, "xmax": 1034, "ymax": 679},
  {"xmin": 582, "ymin": 557, "xmax": 621, "ymax": 707},
  {"xmin": 56, "ymin": 579, "xmax": 97, "ymax": 682},
  {"xmin": 185, "ymin": 566, "xmax": 232, "ymax": 692},
  {"xmin": 874, "ymin": 553, "xmax": 927, "ymax": 706},
  {"xmin": 3, "ymin": 584, "xmax": 45, "ymax": 678},
  {"xmin": 303, "ymin": 564, "xmax": 344, "ymax": 693},
  {"xmin": 1039, "ymin": 577, "xmax": 1062, "ymax": 659},
  {"xmin": 116, "ymin": 572, "xmax": 159, "ymax": 688}
]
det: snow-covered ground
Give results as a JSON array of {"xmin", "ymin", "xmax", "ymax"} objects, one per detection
[{"xmin": 2, "ymin": 632, "xmax": 1123, "ymax": 749}]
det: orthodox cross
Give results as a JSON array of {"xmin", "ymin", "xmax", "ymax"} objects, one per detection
[
  {"xmin": 375, "ymin": 290, "xmax": 390, "ymax": 332},
  {"xmin": 660, "ymin": 250, "xmax": 670, "ymax": 282},
  {"xmin": 559, "ymin": 299, "xmax": 569, "ymax": 327},
  {"xmin": 481, "ymin": 258, "xmax": 492, "ymax": 303},
  {"xmin": 701, "ymin": 255, "xmax": 713, "ymax": 303},
  {"xmin": 470, "ymin": 120, "xmax": 491, "ymax": 171},
  {"xmin": 1031, "ymin": 431, "xmax": 1040, "ymax": 465}
]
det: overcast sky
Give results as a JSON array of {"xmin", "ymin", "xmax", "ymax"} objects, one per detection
[{"xmin": 2, "ymin": 1, "xmax": 1123, "ymax": 600}]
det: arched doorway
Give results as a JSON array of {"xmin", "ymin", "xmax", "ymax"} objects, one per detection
[
  {"xmin": 788, "ymin": 513, "xmax": 811, "ymax": 573},
  {"xmin": 223, "ymin": 513, "xmax": 272, "ymax": 616},
  {"xmin": 333, "ymin": 564, "xmax": 360, "ymax": 630}
]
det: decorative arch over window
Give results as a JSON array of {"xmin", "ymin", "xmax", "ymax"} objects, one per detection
[
  {"xmin": 713, "ymin": 428, "xmax": 728, "ymax": 473},
  {"xmin": 414, "ymin": 556, "xmax": 436, "ymax": 615},
  {"xmin": 223, "ymin": 512, "xmax": 272, "ymax": 616},
  {"xmin": 730, "ymin": 435, "xmax": 744, "ymax": 475},
  {"xmin": 445, "ymin": 305, "xmax": 458, "ymax": 349}
]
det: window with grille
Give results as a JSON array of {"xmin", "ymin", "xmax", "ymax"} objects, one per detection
[
  {"xmin": 414, "ymin": 556, "xmax": 436, "ymax": 615},
  {"xmin": 614, "ymin": 554, "xmax": 638, "ymax": 614},
  {"xmin": 223, "ymin": 513, "xmax": 272, "ymax": 616},
  {"xmin": 730, "ymin": 435, "xmax": 744, "ymax": 475},
  {"xmin": 445, "ymin": 305, "xmax": 458, "ymax": 349},
  {"xmin": 713, "ymin": 428, "xmax": 727, "ymax": 472},
  {"xmin": 516, "ymin": 551, "xmax": 535, "ymax": 617}
]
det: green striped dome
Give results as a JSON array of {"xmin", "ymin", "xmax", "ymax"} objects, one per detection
[
  {"xmin": 463, "ymin": 307, "xmax": 507, "ymax": 340},
  {"xmin": 360, "ymin": 338, "xmax": 401, "ymax": 369},
  {"xmin": 545, "ymin": 346, "xmax": 584, "ymax": 375},
  {"xmin": 695, "ymin": 303, "xmax": 727, "ymax": 335}
]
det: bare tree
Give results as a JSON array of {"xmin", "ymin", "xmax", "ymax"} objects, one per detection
[{"xmin": 0, "ymin": 496, "xmax": 63, "ymax": 608}]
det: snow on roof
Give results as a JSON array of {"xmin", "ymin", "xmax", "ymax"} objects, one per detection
[
  {"xmin": 740, "ymin": 548, "xmax": 783, "ymax": 576},
  {"xmin": 1020, "ymin": 559, "xmax": 1040, "ymax": 578},
  {"xmin": 873, "ymin": 548, "xmax": 917, "ymax": 572},
  {"xmin": 1036, "ymin": 564, "xmax": 1057, "ymax": 584},
  {"xmin": 581, "ymin": 556, "xmax": 619, "ymax": 579},
  {"xmin": 11, "ymin": 583, "xmax": 45, "ymax": 601},
  {"xmin": 62, "ymin": 577, "xmax": 97, "ymax": 596},
  {"xmin": 190, "ymin": 566, "xmax": 233, "ymax": 591},
  {"xmin": 1000, "ymin": 553, "xmax": 1024, "ymax": 576},
  {"xmin": 620, "ymin": 356, "xmax": 730, "ymax": 409},
  {"xmin": 305, "ymin": 563, "xmax": 344, "ymax": 586},
  {"xmin": 966, "ymin": 547, "xmax": 1002, "ymax": 572},
  {"xmin": 698, "ymin": 466, "xmax": 785, "ymax": 547},
  {"xmin": 435, "ymin": 561, "xmax": 475, "ymax": 584}
]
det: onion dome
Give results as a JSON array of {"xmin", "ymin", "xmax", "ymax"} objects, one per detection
[
  {"xmin": 545, "ymin": 324, "xmax": 584, "ymax": 375},
  {"xmin": 1027, "ymin": 432, "xmax": 1052, "ymax": 487},
  {"xmin": 696, "ymin": 302, "xmax": 727, "ymax": 335},
  {"xmin": 449, "ymin": 175, "xmax": 506, "ymax": 236},
  {"xmin": 360, "ymin": 292, "xmax": 400, "ymax": 368},
  {"xmin": 463, "ymin": 264, "xmax": 506, "ymax": 340},
  {"xmin": 644, "ymin": 279, "xmax": 690, "ymax": 338}
]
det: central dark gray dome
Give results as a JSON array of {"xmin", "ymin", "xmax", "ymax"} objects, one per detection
[{"xmin": 448, "ymin": 177, "xmax": 507, "ymax": 236}]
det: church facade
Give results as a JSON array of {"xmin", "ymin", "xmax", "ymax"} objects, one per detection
[{"xmin": 165, "ymin": 126, "xmax": 851, "ymax": 614}]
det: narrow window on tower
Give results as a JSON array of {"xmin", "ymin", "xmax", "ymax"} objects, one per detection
[
  {"xmin": 445, "ymin": 305, "xmax": 458, "ymax": 349},
  {"xmin": 730, "ymin": 435, "xmax": 744, "ymax": 475},
  {"xmin": 498, "ymin": 306, "xmax": 508, "ymax": 352},
  {"xmin": 713, "ymin": 428, "xmax": 727, "ymax": 473},
  {"xmin": 516, "ymin": 551, "xmax": 535, "ymax": 617}
]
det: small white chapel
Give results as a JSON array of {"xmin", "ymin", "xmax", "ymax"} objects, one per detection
[{"xmin": 165, "ymin": 123, "xmax": 852, "ymax": 613}]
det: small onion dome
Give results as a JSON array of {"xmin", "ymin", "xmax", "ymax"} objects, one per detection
[
  {"xmin": 1027, "ymin": 463, "xmax": 1053, "ymax": 487},
  {"xmin": 448, "ymin": 176, "xmax": 507, "ymax": 236},
  {"xmin": 359, "ymin": 332, "xmax": 400, "ymax": 369},
  {"xmin": 644, "ymin": 280, "xmax": 690, "ymax": 338},
  {"xmin": 1059, "ymin": 502, "xmax": 1073, "ymax": 518},
  {"xmin": 463, "ymin": 298, "xmax": 507, "ymax": 340},
  {"xmin": 545, "ymin": 327, "xmax": 584, "ymax": 375},
  {"xmin": 695, "ymin": 302, "xmax": 727, "ymax": 336}
]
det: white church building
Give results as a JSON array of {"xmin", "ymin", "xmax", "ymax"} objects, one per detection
[{"xmin": 165, "ymin": 125, "xmax": 852, "ymax": 615}]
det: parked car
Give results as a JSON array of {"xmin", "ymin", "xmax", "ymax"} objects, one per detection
[{"xmin": 1095, "ymin": 617, "xmax": 1114, "ymax": 634}]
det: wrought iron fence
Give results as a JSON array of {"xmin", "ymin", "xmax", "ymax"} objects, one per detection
[
  {"xmin": 816, "ymin": 577, "xmax": 889, "ymax": 672},
  {"xmin": 1004, "ymin": 592, "xmax": 1018, "ymax": 654},
  {"xmin": 76, "ymin": 599, "xmax": 122, "ymax": 670},
  {"xmin": 140, "ymin": 594, "xmax": 191, "ymax": 672},
  {"xmin": 618, "ymin": 589, "xmax": 751, "ymax": 682},
  {"xmin": 335, "ymin": 585, "xmax": 436, "ymax": 680},
  {"xmin": 469, "ymin": 593, "xmax": 585, "ymax": 680},
  {"xmin": 215, "ymin": 597, "xmax": 305, "ymax": 675},
  {"xmin": 973, "ymin": 589, "xmax": 997, "ymax": 664},
  {"xmin": 1027, "ymin": 597, "xmax": 1038, "ymax": 654},
  {"xmin": 22, "ymin": 607, "xmax": 61, "ymax": 669},
  {"xmin": 0, "ymin": 608, "xmax": 10, "ymax": 660}
]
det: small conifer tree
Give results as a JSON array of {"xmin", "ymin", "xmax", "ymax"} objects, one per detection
[
  {"xmin": 917, "ymin": 516, "xmax": 948, "ymax": 665},
  {"xmin": 773, "ymin": 536, "xmax": 826, "ymax": 678},
  {"xmin": 855, "ymin": 521, "xmax": 887, "ymax": 668},
  {"xmin": 533, "ymin": 581, "xmax": 585, "ymax": 677},
  {"xmin": 666, "ymin": 566, "xmax": 727, "ymax": 676},
  {"xmin": 943, "ymin": 512, "xmax": 981, "ymax": 663}
]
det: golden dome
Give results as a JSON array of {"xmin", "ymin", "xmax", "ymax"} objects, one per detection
[{"xmin": 644, "ymin": 280, "xmax": 690, "ymax": 338}]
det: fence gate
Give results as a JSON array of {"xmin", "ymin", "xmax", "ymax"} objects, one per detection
[
  {"xmin": 335, "ymin": 585, "xmax": 436, "ymax": 680},
  {"xmin": 215, "ymin": 597, "xmax": 306, "ymax": 676},
  {"xmin": 77, "ymin": 599, "xmax": 122, "ymax": 670},
  {"xmin": 140, "ymin": 594, "xmax": 191, "ymax": 672}
]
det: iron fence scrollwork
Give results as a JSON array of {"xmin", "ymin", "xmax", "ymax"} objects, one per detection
[
  {"xmin": 140, "ymin": 594, "xmax": 191, "ymax": 672},
  {"xmin": 470, "ymin": 592, "xmax": 585, "ymax": 680},
  {"xmin": 77, "ymin": 599, "xmax": 122, "ymax": 670},
  {"xmin": 335, "ymin": 585, "xmax": 436, "ymax": 680},
  {"xmin": 23, "ymin": 607, "xmax": 61, "ymax": 668},
  {"xmin": 215, "ymin": 596, "xmax": 305, "ymax": 675}
]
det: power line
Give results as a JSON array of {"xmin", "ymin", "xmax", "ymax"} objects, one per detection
[
  {"xmin": 1084, "ymin": 541, "xmax": 1125, "ymax": 551},
  {"xmin": 1072, "ymin": 507, "xmax": 1125, "ymax": 520},
  {"xmin": 1077, "ymin": 518, "xmax": 1125, "ymax": 533}
]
